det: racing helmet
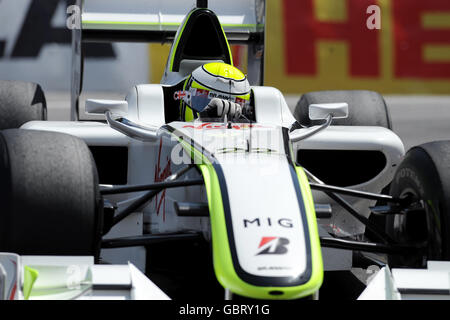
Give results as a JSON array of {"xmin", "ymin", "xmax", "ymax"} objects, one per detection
[{"xmin": 178, "ymin": 62, "xmax": 251, "ymax": 121}]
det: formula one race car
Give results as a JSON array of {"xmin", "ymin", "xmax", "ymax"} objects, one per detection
[{"xmin": 1, "ymin": 0, "xmax": 450, "ymax": 300}]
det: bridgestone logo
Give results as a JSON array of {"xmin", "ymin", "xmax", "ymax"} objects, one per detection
[
  {"xmin": 396, "ymin": 167, "xmax": 424, "ymax": 195},
  {"xmin": 256, "ymin": 237, "xmax": 289, "ymax": 255}
]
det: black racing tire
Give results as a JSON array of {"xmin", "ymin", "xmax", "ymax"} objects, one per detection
[
  {"xmin": 0, "ymin": 129, "xmax": 103, "ymax": 256},
  {"xmin": 293, "ymin": 90, "xmax": 392, "ymax": 129},
  {"xmin": 294, "ymin": 90, "xmax": 393, "ymax": 244},
  {"xmin": 386, "ymin": 141, "xmax": 450, "ymax": 268},
  {"xmin": 0, "ymin": 80, "xmax": 47, "ymax": 130}
]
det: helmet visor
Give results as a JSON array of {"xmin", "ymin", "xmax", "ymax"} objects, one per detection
[
  {"xmin": 174, "ymin": 88, "xmax": 249, "ymax": 113},
  {"xmin": 189, "ymin": 88, "xmax": 213, "ymax": 113}
]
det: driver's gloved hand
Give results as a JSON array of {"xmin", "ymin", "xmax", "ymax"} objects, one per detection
[{"xmin": 200, "ymin": 98, "xmax": 242, "ymax": 121}]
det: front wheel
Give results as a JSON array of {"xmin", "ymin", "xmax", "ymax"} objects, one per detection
[
  {"xmin": 0, "ymin": 129, "xmax": 103, "ymax": 256},
  {"xmin": 386, "ymin": 141, "xmax": 450, "ymax": 267}
]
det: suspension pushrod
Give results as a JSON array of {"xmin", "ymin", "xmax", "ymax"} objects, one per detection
[
  {"xmin": 303, "ymin": 168, "xmax": 396, "ymax": 245},
  {"xmin": 102, "ymin": 233, "xmax": 202, "ymax": 248},
  {"xmin": 101, "ymin": 179, "xmax": 204, "ymax": 195},
  {"xmin": 320, "ymin": 237, "xmax": 424, "ymax": 254},
  {"xmin": 325, "ymin": 191, "xmax": 395, "ymax": 245},
  {"xmin": 309, "ymin": 183, "xmax": 401, "ymax": 203},
  {"xmin": 111, "ymin": 165, "xmax": 195, "ymax": 226}
]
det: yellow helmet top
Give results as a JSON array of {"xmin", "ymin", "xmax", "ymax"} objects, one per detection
[{"xmin": 179, "ymin": 63, "xmax": 251, "ymax": 121}]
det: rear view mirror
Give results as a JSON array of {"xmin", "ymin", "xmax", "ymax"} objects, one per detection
[
  {"xmin": 86, "ymin": 99, "xmax": 128, "ymax": 115},
  {"xmin": 309, "ymin": 103, "xmax": 349, "ymax": 120}
]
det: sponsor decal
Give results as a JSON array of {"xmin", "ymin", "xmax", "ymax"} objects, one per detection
[
  {"xmin": 264, "ymin": 0, "xmax": 450, "ymax": 94},
  {"xmin": 243, "ymin": 218, "xmax": 293, "ymax": 228},
  {"xmin": 173, "ymin": 90, "xmax": 190, "ymax": 101},
  {"xmin": 183, "ymin": 123, "xmax": 267, "ymax": 130},
  {"xmin": 195, "ymin": 89, "xmax": 209, "ymax": 97},
  {"xmin": 9, "ymin": 259, "xmax": 17, "ymax": 300},
  {"xmin": 235, "ymin": 97, "xmax": 247, "ymax": 105},
  {"xmin": 257, "ymin": 265, "xmax": 292, "ymax": 271},
  {"xmin": 256, "ymin": 237, "xmax": 290, "ymax": 255},
  {"xmin": 154, "ymin": 139, "xmax": 172, "ymax": 222},
  {"xmin": 173, "ymin": 89, "xmax": 248, "ymax": 108},
  {"xmin": 282, "ymin": 0, "xmax": 450, "ymax": 79}
]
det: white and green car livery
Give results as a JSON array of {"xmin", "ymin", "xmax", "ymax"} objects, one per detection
[{"xmin": 13, "ymin": 0, "xmax": 406, "ymax": 300}]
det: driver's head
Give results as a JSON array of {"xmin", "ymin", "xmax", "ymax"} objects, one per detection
[{"xmin": 180, "ymin": 62, "xmax": 250, "ymax": 121}]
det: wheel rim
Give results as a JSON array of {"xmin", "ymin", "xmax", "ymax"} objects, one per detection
[{"xmin": 391, "ymin": 188, "xmax": 441, "ymax": 267}]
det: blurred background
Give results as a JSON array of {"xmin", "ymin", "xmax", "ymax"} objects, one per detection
[{"xmin": 0, "ymin": 0, "xmax": 449, "ymax": 150}]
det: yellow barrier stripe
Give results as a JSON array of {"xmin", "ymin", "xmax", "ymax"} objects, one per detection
[
  {"xmin": 424, "ymin": 45, "xmax": 450, "ymax": 62},
  {"xmin": 422, "ymin": 13, "xmax": 450, "ymax": 29},
  {"xmin": 314, "ymin": 0, "xmax": 348, "ymax": 22}
]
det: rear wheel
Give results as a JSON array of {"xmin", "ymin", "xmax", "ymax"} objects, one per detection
[
  {"xmin": 293, "ymin": 90, "xmax": 392, "ymax": 129},
  {"xmin": 387, "ymin": 141, "xmax": 450, "ymax": 267},
  {"xmin": 0, "ymin": 129, "xmax": 103, "ymax": 256},
  {"xmin": 0, "ymin": 80, "xmax": 47, "ymax": 129},
  {"xmin": 294, "ymin": 90, "xmax": 393, "ymax": 241}
]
